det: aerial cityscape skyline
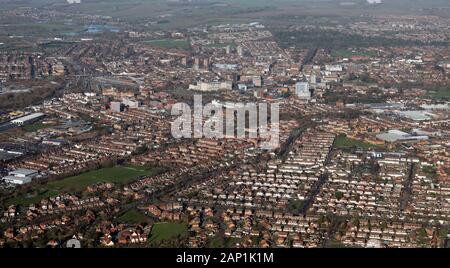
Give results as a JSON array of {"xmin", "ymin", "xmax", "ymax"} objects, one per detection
[{"xmin": 0, "ymin": 0, "xmax": 448, "ymax": 251}]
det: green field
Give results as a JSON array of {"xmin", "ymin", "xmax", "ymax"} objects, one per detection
[
  {"xmin": 39, "ymin": 41, "xmax": 78, "ymax": 49},
  {"xmin": 1, "ymin": 0, "xmax": 450, "ymax": 31},
  {"xmin": 7, "ymin": 165, "xmax": 161, "ymax": 206},
  {"xmin": 331, "ymin": 49, "xmax": 378, "ymax": 59},
  {"xmin": 0, "ymin": 23, "xmax": 84, "ymax": 36},
  {"xmin": 117, "ymin": 209, "xmax": 151, "ymax": 224},
  {"xmin": 149, "ymin": 222, "xmax": 188, "ymax": 243},
  {"xmin": 427, "ymin": 87, "xmax": 450, "ymax": 99},
  {"xmin": 334, "ymin": 135, "xmax": 380, "ymax": 150},
  {"xmin": 142, "ymin": 39, "xmax": 190, "ymax": 49},
  {"xmin": 23, "ymin": 123, "xmax": 53, "ymax": 132},
  {"xmin": 48, "ymin": 165, "xmax": 158, "ymax": 191}
]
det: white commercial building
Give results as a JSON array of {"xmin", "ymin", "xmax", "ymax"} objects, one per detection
[
  {"xmin": 376, "ymin": 130, "xmax": 429, "ymax": 143},
  {"xmin": 325, "ymin": 65, "xmax": 343, "ymax": 72},
  {"xmin": 2, "ymin": 168, "xmax": 38, "ymax": 185},
  {"xmin": 122, "ymin": 98, "xmax": 140, "ymax": 108},
  {"xmin": 11, "ymin": 113, "xmax": 45, "ymax": 126},
  {"xmin": 189, "ymin": 81, "xmax": 233, "ymax": 92},
  {"xmin": 2, "ymin": 176, "xmax": 32, "ymax": 185}
]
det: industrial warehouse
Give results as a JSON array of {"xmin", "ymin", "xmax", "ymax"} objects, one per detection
[{"xmin": 10, "ymin": 113, "xmax": 45, "ymax": 126}]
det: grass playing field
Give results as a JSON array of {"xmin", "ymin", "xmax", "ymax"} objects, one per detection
[
  {"xmin": 48, "ymin": 165, "xmax": 158, "ymax": 191},
  {"xmin": 334, "ymin": 134, "xmax": 381, "ymax": 150},
  {"xmin": 117, "ymin": 209, "xmax": 151, "ymax": 224},
  {"xmin": 148, "ymin": 222, "xmax": 188, "ymax": 243},
  {"xmin": 23, "ymin": 123, "xmax": 53, "ymax": 132},
  {"xmin": 7, "ymin": 165, "xmax": 162, "ymax": 206},
  {"xmin": 427, "ymin": 87, "xmax": 450, "ymax": 100},
  {"xmin": 331, "ymin": 49, "xmax": 378, "ymax": 59}
]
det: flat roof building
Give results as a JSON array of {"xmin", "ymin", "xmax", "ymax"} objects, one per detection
[
  {"xmin": 11, "ymin": 113, "xmax": 45, "ymax": 126},
  {"xmin": 376, "ymin": 130, "xmax": 429, "ymax": 143},
  {"xmin": 2, "ymin": 176, "xmax": 32, "ymax": 185},
  {"xmin": 2, "ymin": 168, "xmax": 38, "ymax": 185},
  {"xmin": 8, "ymin": 168, "xmax": 39, "ymax": 178}
]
